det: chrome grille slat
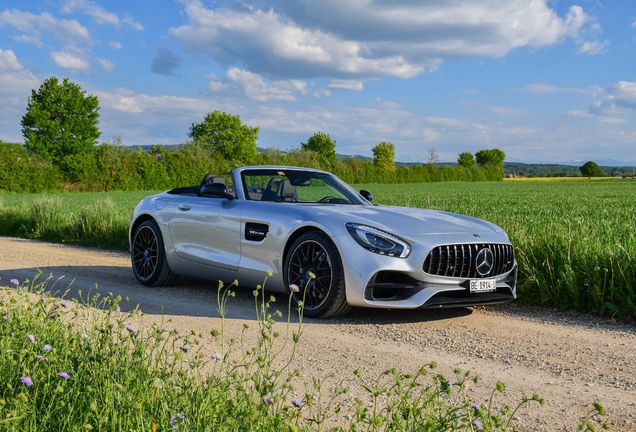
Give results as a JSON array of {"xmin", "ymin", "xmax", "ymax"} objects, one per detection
[{"xmin": 423, "ymin": 243, "xmax": 514, "ymax": 278}]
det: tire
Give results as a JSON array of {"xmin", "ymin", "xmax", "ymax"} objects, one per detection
[
  {"xmin": 284, "ymin": 231, "xmax": 351, "ymax": 318},
  {"xmin": 131, "ymin": 220, "xmax": 179, "ymax": 286}
]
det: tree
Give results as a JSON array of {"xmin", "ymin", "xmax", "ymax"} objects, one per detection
[
  {"xmin": 457, "ymin": 151, "xmax": 476, "ymax": 169},
  {"xmin": 580, "ymin": 161, "xmax": 600, "ymax": 178},
  {"xmin": 425, "ymin": 148, "xmax": 439, "ymax": 167},
  {"xmin": 21, "ymin": 77, "xmax": 101, "ymax": 164},
  {"xmin": 188, "ymin": 110, "xmax": 259, "ymax": 163},
  {"xmin": 372, "ymin": 141, "xmax": 396, "ymax": 172},
  {"xmin": 301, "ymin": 132, "xmax": 337, "ymax": 160},
  {"xmin": 475, "ymin": 149, "xmax": 506, "ymax": 167}
]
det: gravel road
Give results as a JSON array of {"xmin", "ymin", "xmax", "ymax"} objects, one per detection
[{"xmin": 0, "ymin": 236, "xmax": 634, "ymax": 431}]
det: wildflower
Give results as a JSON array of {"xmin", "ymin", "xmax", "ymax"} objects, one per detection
[
  {"xmin": 115, "ymin": 306, "xmax": 121, "ymax": 314},
  {"xmin": 27, "ymin": 334, "xmax": 36, "ymax": 343},
  {"xmin": 171, "ymin": 386, "xmax": 182, "ymax": 393},
  {"xmin": 10, "ymin": 279, "xmax": 19, "ymax": 286},
  {"xmin": 472, "ymin": 420, "xmax": 483, "ymax": 430},
  {"xmin": 43, "ymin": 344, "xmax": 53, "ymax": 352},
  {"xmin": 21, "ymin": 376, "xmax": 34, "ymax": 386},
  {"xmin": 267, "ymin": 270, "xmax": 273, "ymax": 276},
  {"xmin": 471, "ymin": 404, "xmax": 481, "ymax": 411},
  {"xmin": 211, "ymin": 353, "xmax": 222, "ymax": 361},
  {"xmin": 57, "ymin": 372, "xmax": 70, "ymax": 379},
  {"xmin": 34, "ymin": 355, "xmax": 45, "ymax": 362},
  {"xmin": 594, "ymin": 266, "xmax": 600, "ymax": 271},
  {"xmin": 59, "ymin": 301, "xmax": 68, "ymax": 308},
  {"xmin": 170, "ymin": 413, "xmax": 185, "ymax": 429},
  {"xmin": 263, "ymin": 396, "xmax": 274, "ymax": 407},
  {"xmin": 2, "ymin": 316, "xmax": 7, "ymax": 320},
  {"xmin": 289, "ymin": 284, "xmax": 299, "ymax": 293},
  {"xmin": 291, "ymin": 398, "xmax": 303, "ymax": 408},
  {"xmin": 125, "ymin": 325, "xmax": 137, "ymax": 334},
  {"xmin": 153, "ymin": 378, "xmax": 163, "ymax": 389},
  {"xmin": 444, "ymin": 380, "xmax": 452, "ymax": 391},
  {"xmin": 179, "ymin": 346, "xmax": 189, "ymax": 353},
  {"xmin": 42, "ymin": 297, "xmax": 46, "ymax": 303}
]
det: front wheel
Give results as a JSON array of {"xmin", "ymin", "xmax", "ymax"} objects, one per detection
[
  {"xmin": 284, "ymin": 231, "xmax": 351, "ymax": 318},
  {"xmin": 131, "ymin": 220, "xmax": 179, "ymax": 286}
]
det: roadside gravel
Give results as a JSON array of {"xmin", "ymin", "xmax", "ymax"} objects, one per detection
[{"xmin": 0, "ymin": 236, "xmax": 634, "ymax": 431}]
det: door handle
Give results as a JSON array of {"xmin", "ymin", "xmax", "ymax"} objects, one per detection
[{"xmin": 178, "ymin": 203, "xmax": 192, "ymax": 211}]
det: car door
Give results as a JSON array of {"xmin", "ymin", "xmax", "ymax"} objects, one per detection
[{"xmin": 167, "ymin": 196, "xmax": 242, "ymax": 270}]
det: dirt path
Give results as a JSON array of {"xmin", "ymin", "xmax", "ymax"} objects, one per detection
[{"xmin": 0, "ymin": 236, "xmax": 635, "ymax": 431}]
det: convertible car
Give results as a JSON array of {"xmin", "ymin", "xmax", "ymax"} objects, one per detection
[{"xmin": 129, "ymin": 165, "xmax": 517, "ymax": 318}]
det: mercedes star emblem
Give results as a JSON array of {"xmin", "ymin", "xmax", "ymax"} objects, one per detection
[{"xmin": 475, "ymin": 247, "xmax": 494, "ymax": 276}]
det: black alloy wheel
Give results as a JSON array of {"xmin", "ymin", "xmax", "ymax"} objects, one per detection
[
  {"xmin": 131, "ymin": 220, "xmax": 178, "ymax": 286},
  {"xmin": 285, "ymin": 231, "xmax": 350, "ymax": 318}
]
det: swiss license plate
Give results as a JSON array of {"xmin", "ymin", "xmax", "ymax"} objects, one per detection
[{"xmin": 470, "ymin": 279, "xmax": 496, "ymax": 293}]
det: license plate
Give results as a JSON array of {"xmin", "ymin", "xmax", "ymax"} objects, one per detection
[{"xmin": 470, "ymin": 279, "xmax": 496, "ymax": 293}]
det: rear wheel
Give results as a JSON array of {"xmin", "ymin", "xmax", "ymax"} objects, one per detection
[
  {"xmin": 284, "ymin": 231, "xmax": 351, "ymax": 318},
  {"xmin": 131, "ymin": 220, "xmax": 179, "ymax": 286}
]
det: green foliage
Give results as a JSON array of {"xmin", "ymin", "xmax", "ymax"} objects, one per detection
[
  {"xmin": 187, "ymin": 111, "xmax": 259, "ymax": 164},
  {"xmin": 301, "ymin": 132, "xmax": 337, "ymax": 162},
  {"xmin": 21, "ymin": 77, "xmax": 100, "ymax": 164},
  {"xmin": 372, "ymin": 141, "xmax": 396, "ymax": 172},
  {"xmin": 457, "ymin": 152, "xmax": 476, "ymax": 169},
  {"xmin": 475, "ymin": 148, "xmax": 506, "ymax": 180},
  {"xmin": 580, "ymin": 161, "xmax": 600, "ymax": 178},
  {"xmin": 0, "ymin": 141, "xmax": 61, "ymax": 192}
]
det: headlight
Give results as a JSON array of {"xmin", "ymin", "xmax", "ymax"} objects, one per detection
[{"xmin": 345, "ymin": 223, "xmax": 411, "ymax": 258}]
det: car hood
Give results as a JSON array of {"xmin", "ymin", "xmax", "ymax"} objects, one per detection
[{"xmin": 299, "ymin": 204, "xmax": 502, "ymax": 237}]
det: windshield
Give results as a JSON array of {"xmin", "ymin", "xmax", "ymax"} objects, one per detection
[{"xmin": 241, "ymin": 169, "xmax": 365, "ymax": 205}]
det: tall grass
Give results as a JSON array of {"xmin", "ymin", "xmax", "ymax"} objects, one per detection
[{"xmin": 0, "ymin": 273, "xmax": 607, "ymax": 431}]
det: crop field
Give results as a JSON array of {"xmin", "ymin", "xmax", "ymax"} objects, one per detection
[{"xmin": 1, "ymin": 179, "xmax": 635, "ymax": 316}]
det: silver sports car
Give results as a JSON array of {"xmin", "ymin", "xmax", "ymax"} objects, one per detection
[{"xmin": 129, "ymin": 165, "xmax": 517, "ymax": 318}]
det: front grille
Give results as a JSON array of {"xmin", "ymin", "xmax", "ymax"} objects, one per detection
[{"xmin": 423, "ymin": 243, "xmax": 514, "ymax": 279}]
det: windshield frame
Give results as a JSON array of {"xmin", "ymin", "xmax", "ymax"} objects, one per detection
[{"xmin": 240, "ymin": 168, "xmax": 366, "ymax": 205}]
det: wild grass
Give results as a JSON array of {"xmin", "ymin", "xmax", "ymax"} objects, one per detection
[
  {"xmin": 0, "ymin": 273, "xmax": 608, "ymax": 431},
  {"xmin": 0, "ymin": 179, "xmax": 635, "ymax": 316}
]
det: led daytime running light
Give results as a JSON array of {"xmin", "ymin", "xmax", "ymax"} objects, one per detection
[{"xmin": 346, "ymin": 223, "xmax": 411, "ymax": 258}]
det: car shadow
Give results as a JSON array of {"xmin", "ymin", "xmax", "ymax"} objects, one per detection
[{"xmin": 1, "ymin": 265, "xmax": 473, "ymax": 325}]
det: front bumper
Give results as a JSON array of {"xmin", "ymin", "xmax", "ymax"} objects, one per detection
[{"xmin": 335, "ymin": 232, "xmax": 517, "ymax": 309}]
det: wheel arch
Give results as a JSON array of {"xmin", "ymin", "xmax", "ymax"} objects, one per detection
[
  {"xmin": 130, "ymin": 214, "xmax": 159, "ymax": 251},
  {"xmin": 282, "ymin": 225, "xmax": 333, "ymax": 274}
]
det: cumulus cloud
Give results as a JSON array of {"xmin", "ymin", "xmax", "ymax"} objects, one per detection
[
  {"xmin": 110, "ymin": 40, "xmax": 123, "ymax": 50},
  {"xmin": 326, "ymin": 79, "xmax": 365, "ymax": 91},
  {"xmin": 96, "ymin": 58, "xmax": 115, "ymax": 73},
  {"xmin": 151, "ymin": 48, "xmax": 182, "ymax": 76},
  {"xmin": 207, "ymin": 68, "xmax": 309, "ymax": 102},
  {"xmin": 170, "ymin": 0, "xmax": 592, "ymax": 80},
  {"xmin": 564, "ymin": 110, "xmax": 627, "ymax": 124},
  {"xmin": 51, "ymin": 51, "xmax": 91, "ymax": 75},
  {"xmin": 589, "ymin": 81, "xmax": 636, "ymax": 115},
  {"xmin": 61, "ymin": 0, "xmax": 144, "ymax": 30},
  {"xmin": 0, "ymin": 8, "xmax": 92, "ymax": 47},
  {"xmin": 577, "ymin": 39, "xmax": 610, "ymax": 55}
]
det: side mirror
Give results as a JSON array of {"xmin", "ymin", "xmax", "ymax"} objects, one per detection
[
  {"xmin": 200, "ymin": 183, "xmax": 234, "ymax": 200},
  {"xmin": 360, "ymin": 189, "xmax": 373, "ymax": 202}
]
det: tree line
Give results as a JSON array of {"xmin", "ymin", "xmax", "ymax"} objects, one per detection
[{"xmin": 2, "ymin": 76, "xmax": 509, "ymax": 193}]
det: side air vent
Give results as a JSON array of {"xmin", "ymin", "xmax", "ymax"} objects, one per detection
[{"xmin": 245, "ymin": 222, "xmax": 269, "ymax": 242}]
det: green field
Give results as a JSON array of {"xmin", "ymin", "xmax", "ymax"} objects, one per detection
[{"xmin": 1, "ymin": 179, "xmax": 635, "ymax": 316}]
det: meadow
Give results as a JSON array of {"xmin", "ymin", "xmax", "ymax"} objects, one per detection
[{"xmin": 1, "ymin": 178, "xmax": 634, "ymax": 317}]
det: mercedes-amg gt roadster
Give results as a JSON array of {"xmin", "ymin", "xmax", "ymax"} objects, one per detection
[{"xmin": 129, "ymin": 166, "xmax": 517, "ymax": 318}]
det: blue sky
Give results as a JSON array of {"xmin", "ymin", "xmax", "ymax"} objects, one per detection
[{"xmin": 1, "ymin": 0, "xmax": 635, "ymax": 164}]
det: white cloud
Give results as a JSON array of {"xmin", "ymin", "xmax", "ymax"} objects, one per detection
[
  {"xmin": 61, "ymin": 0, "xmax": 144, "ymax": 30},
  {"xmin": 96, "ymin": 58, "xmax": 115, "ymax": 73},
  {"xmin": 327, "ymin": 79, "xmax": 365, "ymax": 91},
  {"xmin": 0, "ymin": 50, "xmax": 40, "ymax": 141},
  {"xmin": 577, "ymin": 39, "xmax": 610, "ymax": 55},
  {"xmin": 589, "ymin": 81, "xmax": 636, "ymax": 115},
  {"xmin": 518, "ymin": 83, "xmax": 603, "ymax": 95},
  {"xmin": 461, "ymin": 101, "xmax": 532, "ymax": 118},
  {"xmin": 207, "ymin": 68, "xmax": 310, "ymax": 102},
  {"xmin": 171, "ymin": 0, "xmax": 592, "ymax": 81},
  {"xmin": 632, "ymin": 19, "xmax": 636, "ymax": 29},
  {"xmin": 0, "ymin": 8, "xmax": 92, "ymax": 47},
  {"xmin": 51, "ymin": 51, "xmax": 91, "ymax": 75},
  {"xmin": 564, "ymin": 110, "xmax": 627, "ymax": 124},
  {"xmin": 10, "ymin": 34, "xmax": 45, "ymax": 48},
  {"xmin": 110, "ymin": 41, "xmax": 123, "ymax": 50}
]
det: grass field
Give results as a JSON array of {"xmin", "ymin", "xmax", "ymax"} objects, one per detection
[{"xmin": 1, "ymin": 179, "xmax": 635, "ymax": 316}]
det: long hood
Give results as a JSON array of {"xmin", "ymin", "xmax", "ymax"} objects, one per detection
[{"xmin": 298, "ymin": 204, "xmax": 502, "ymax": 237}]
